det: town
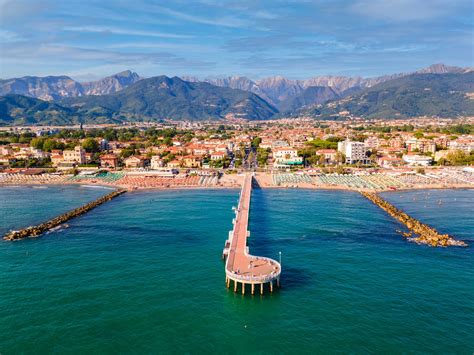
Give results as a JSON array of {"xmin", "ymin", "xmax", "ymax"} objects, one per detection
[{"xmin": 0, "ymin": 118, "xmax": 473, "ymax": 191}]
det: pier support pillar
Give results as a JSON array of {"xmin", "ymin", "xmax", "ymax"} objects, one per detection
[
  {"xmin": 270, "ymin": 281, "xmax": 273, "ymax": 293},
  {"xmin": 242, "ymin": 283, "xmax": 245, "ymax": 295},
  {"xmin": 277, "ymin": 277, "xmax": 280, "ymax": 288},
  {"xmin": 226, "ymin": 278, "xmax": 230, "ymax": 288},
  {"xmin": 260, "ymin": 283, "xmax": 263, "ymax": 295},
  {"xmin": 251, "ymin": 284, "xmax": 255, "ymax": 295},
  {"xmin": 234, "ymin": 281, "xmax": 237, "ymax": 293}
]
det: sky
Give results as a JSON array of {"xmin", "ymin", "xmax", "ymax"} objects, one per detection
[{"xmin": 0, "ymin": 0, "xmax": 473, "ymax": 81}]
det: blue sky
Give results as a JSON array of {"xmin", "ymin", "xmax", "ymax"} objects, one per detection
[{"xmin": 0, "ymin": 0, "xmax": 472, "ymax": 80}]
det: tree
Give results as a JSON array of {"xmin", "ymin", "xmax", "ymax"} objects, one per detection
[
  {"xmin": 42, "ymin": 139, "xmax": 64, "ymax": 152},
  {"xmin": 30, "ymin": 137, "xmax": 45, "ymax": 150},
  {"xmin": 251, "ymin": 137, "xmax": 262, "ymax": 149},
  {"xmin": 82, "ymin": 138, "xmax": 99, "ymax": 153}
]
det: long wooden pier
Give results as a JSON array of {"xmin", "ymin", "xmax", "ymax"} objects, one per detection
[
  {"xmin": 3, "ymin": 189, "xmax": 126, "ymax": 241},
  {"xmin": 223, "ymin": 174, "xmax": 281, "ymax": 295}
]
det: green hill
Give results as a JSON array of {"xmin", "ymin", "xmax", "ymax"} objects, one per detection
[
  {"xmin": 0, "ymin": 94, "xmax": 82, "ymax": 126},
  {"xmin": 63, "ymin": 76, "xmax": 278, "ymax": 121},
  {"xmin": 304, "ymin": 72, "xmax": 474, "ymax": 119}
]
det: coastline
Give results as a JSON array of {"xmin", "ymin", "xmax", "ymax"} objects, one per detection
[{"xmin": 1, "ymin": 178, "xmax": 472, "ymax": 193}]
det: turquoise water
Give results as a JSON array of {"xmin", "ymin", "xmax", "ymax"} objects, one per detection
[{"xmin": 0, "ymin": 186, "xmax": 473, "ymax": 353}]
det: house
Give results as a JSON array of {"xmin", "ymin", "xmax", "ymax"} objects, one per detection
[
  {"xmin": 50, "ymin": 152, "xmax": 64, "ymax": 167},
  {"xmin": 124, "ymin": 156, "xmax": 148, "ymax": 168},
  {"xmin": 100, "ymin": 154, "xmax": 119, "ymax": 169},
  {"xmin": 150, "ymin": 156, "xmax": 165, "ymax": 169},
  {"xmin": 364, "ymin": 136, "xmax": 379, "ymax": 149},
  {"xmin": 182, "ymin": 155, "xmax": 202, "ymax": 168},
  {"xmin": 167, "ymin": 160, "xmax": 181, "ymax": 168},
  {"xmin": 316, "ymin": 149, "xmax": 337, "ymax": 164},
  {"xmin": 377, "ymin": 156, "xmax": 403, "ymax": 168},
  {"xmin": 210, "ymin": 151, "xmax": 227, "ymax": 161}
]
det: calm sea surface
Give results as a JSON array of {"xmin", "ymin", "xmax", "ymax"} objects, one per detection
[{"xmin": 0, "ymin": 186, "xmax": 473, "ymax": 353}]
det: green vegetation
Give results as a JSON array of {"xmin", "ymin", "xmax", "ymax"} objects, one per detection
[
  {"xmin": 209, "ymin": 157, "xmax": 231, "ymax": 169},
  {"xmin": 438, "ymin": 150, "xmax": 474, "ymax": 166},
  {"xmin": 81, "ymin": 138, "xmax": 100, "ymax": 153},
  {"xmin": 0, "ymin": 76, "xmax": 278, "ymax": 125},
  {"xmin": 256, "ymin": 148, "xmax": 270, "ymax": 166},
  {"xmin": 0, "ymin": 94, "xmax": 81, "ymax": 126},
  {"xmin": 61, "ymin": 76, "xmax": 278, "ymax": 122},
  {"xmin": 307, "ymin": 73, "xmax": 474, "ymax": 119}
]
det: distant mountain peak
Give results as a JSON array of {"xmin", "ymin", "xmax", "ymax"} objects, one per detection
[
  {"xmin": 81, "ymin": 70, "xmax": 142, "ymax": 96},
  {"xmin": 416, "ymin": 63, "xmax": 467, "ymax": 74}
]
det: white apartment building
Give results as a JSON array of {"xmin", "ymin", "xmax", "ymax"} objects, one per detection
[
  {"xmin": 338, "ymin": 140, "xmax": 369, "ymax": 164},
  {"xmin": 63, "ymin": 146, "xmax": 86, "ymax": 164}
]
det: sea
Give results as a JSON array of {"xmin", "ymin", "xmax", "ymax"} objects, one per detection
[{"xmin": 0, "ymin": 185, "xmax": 473, "ymax": 353}]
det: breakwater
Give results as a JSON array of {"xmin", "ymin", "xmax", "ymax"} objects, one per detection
[
  {"xmin": 361, "ymin": 192, "xmax": 467, "ymax": 247},
  {"xmin": 3, "ymin": 189, "xmax": 126, "ymax": 241}
]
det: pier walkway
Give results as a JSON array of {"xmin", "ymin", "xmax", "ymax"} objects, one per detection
[{"xmin": 223, "ymin": 174, "xmax": 281, "ymax": 295}]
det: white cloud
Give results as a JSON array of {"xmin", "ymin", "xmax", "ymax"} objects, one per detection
[
  {"xmin": 148, "ymin": 4, "xmax": 251, "ymax": 28},
  {"xmin": 64, "ymin": 26, "xmax": 193, "ymax": 39},
  {"xmin": 0, "ymin": 30, "xmax": 24, "ymax": 43}
]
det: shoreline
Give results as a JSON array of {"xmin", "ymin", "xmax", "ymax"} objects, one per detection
[{"xmin": 1, "ymin": 179, "xmax": 472, "ymax": 193}]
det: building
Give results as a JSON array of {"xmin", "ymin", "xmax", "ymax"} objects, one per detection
[
  {"xmin": 124, "ymin": 156, "xmax": 148, "ymax": 168},
  {"xmin": 402, "ymin": 154, "xmax": 433, "ymax": 166},
  {"xmin": 316, "ymin": 149, "xmax": 338, "ymax": 164},
  {"xmin": 364, "ymin": 136, "xmax": 379, "ymax": 149},
  {"xmin": 181, "ymin": 155, "xmax": 202, "ymax": 168},
  {"xmin": 63, "ymin": 146, "xmax": 86, "ymax": 165},
  {"xmin": 449, "ymin": 139, "xmax": 474, "ymax": 154},
  {"xmin": 406, "ymin": 138, "xmax": 436, "ymax": 154},
  {"xmin": 434, "ymin": 150, "xmax": 449, "ymax": 162},
  {"xmin": 167, "ymin": 160, "xmax": 181, "ymax": 168},
  {"xmin": 100, "ymin": 154, "xmax": 118, "ymax": 169},
  {"xmin": 100, "ymin": 139, "xmax": 109, "ymax": 151},
  {"xmin": 210, "ymin": 151, "xmax": 227, "ymax": 161},
  {"xmin": 337, "ymin": 140, "xmax": 369, "ymax": 164},
  {"xmin": 377, "ymin": 156, "xmax": 403, "ymax": 168},
  {"xmin": 50, "ymin": 151, "xmax": 64, "ymax": 167},
  {"xmin": 150, "ymin": 156, "xmax": 165, "ymax": 169},
  {"xmin": 273, "ymin": 147, "xmax": 303, "ymax": 168}
]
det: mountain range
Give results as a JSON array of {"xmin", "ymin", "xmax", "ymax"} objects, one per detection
[
  {"xmin": 0, "ymin": 63, "xmax": 473, "ymax": 125},
  {"xmin": 0, "ymin": 76, "xmax": 277, "ymax": 125},
  {"xmin": 0, "ymin": 70, "xmax": 141, "ymax": 101},
  {"xmin": 302, "ymin": 72, "xmax": 474, "ymax": 119},
  {"xmin": 182, "ymin": 64, "xmax": 471, "ymax": 110}
]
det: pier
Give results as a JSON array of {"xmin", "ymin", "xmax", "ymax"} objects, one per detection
[
  {"xmin": 223, "ymin": 174, "xmax": 281, "ymax": 295},
  {"xmin": 3, "ymin": 189, "xmax": 126, "ymax": 241},
  {"xmin": 361, "ymin": 192, "xmax": 467, "ymax": 247}
]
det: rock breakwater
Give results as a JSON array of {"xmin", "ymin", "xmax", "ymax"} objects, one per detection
[
  {"xmin": 3, "ymin": 189, "xmax": 126, "ymax": 241},
  {"xmin": 361, "ymin": 192, "xmax": 467, "ymax": 247}
]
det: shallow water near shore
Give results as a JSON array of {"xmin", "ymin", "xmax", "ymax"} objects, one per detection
[{"xmin": 0, "ymin": 186, "xmax": 473, "ymax": 353}]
